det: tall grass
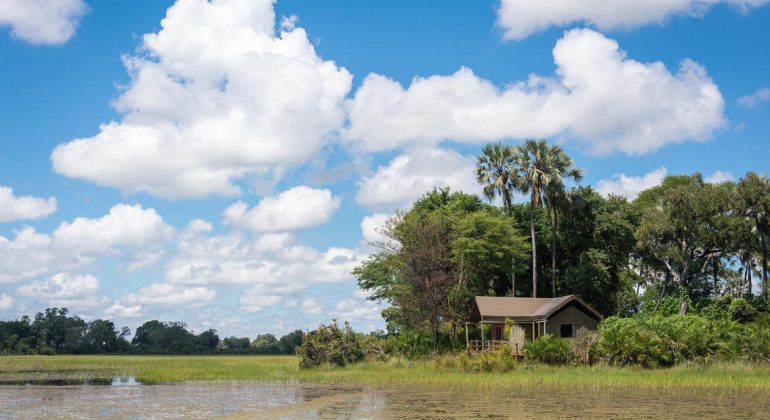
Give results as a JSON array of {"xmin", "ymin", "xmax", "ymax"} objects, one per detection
[{"xmin": 1, "ymin": 355, "xmax": 768, "ymax": 396}]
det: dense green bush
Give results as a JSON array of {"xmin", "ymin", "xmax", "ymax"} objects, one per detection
[
  {"xmin": 523, "ymin": 335, "xmax": 575, "ymax": 365},
  {"xmin": 595, "ymin": 315, "xmax": 741, "ymax": 367},
  {"xmin": 384, "ymin": 330, "xmax": 434, "ymax": 359},
  {"xmin": 296, "ymin": 321, "xmax": 364, "ymax": 368}
]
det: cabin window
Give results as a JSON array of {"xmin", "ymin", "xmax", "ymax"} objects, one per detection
[
  {"xmin": 560, "ymin": 324, "xmax": 576, "ymax": 338},
  {"xmin": 494, "ymin": 325, "xmax": 503, "ymax": 340}
]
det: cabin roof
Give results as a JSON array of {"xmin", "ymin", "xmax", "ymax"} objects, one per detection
[{"xmin": 469, "ymin": 295, "xmax": 602, "ymax": 323}]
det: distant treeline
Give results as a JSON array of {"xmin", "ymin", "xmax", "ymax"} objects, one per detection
[{"xmin": 0, "ymin": 307, "xmax": 303, "ymax": 355}]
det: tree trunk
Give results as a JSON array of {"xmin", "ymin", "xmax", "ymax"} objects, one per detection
[
  {"xmin": 712, "ymin": 258, "xmax": 719, "ymax": 296},
  {"xmin": 679, "ymin": 297, "xmax": 688, "ymax": 315},
  {"xmin": 550, "ymin": 205, "xmax": 558, "ymax": 297},
  {"xmin": 529, "ymin": 197, "xmax": 538, "ymax": 298},
  {"xmin": 748, "ymin": 259, "xmax": 753, "ymax": 296},
  {"xmin": 511, "ymin": 254, "xmax": 516, "ymax": 297},
  {"xmin": 762, "ymin": 232, "xmax": 768, "ymax": 301}
]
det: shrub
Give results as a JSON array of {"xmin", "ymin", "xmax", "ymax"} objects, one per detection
[
  {"xmin": 479, "ymin": 345, "xmax": 517, "ymax": 372},
  {"xmin": 445, "ymin": 347, "xmax": 516, "ymax": 372},
  {"xmin": 523, "ymin": 335, "xmax": 574, "ymax": 365},
  {"xmin": 384, "ymin": 330, "xmax": 433, "ymax": 359},
  {"xmin": 296, "ymin": 321, "xmax": 364, "ymax": 368},
  {"xmin": 595, "ymin": 315, "xmax": 736, "ymax": 367},
  {"xmin": 729, "ymin": 298, "xmax": 758, "ymax": 323}
]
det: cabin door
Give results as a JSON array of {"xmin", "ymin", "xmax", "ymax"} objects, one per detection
[{"xmin": 493, "ymin": 325, "xmax": 503, "ymax": 341}]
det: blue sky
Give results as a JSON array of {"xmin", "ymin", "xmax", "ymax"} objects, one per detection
[{"xmin": 0, "ymin": 0, "xmax": 768, "ymax": 337}]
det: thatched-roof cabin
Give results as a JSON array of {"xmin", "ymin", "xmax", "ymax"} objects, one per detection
[{"xmin": 466, "ymin": 295, "xmax": 602, "ymax": 352}]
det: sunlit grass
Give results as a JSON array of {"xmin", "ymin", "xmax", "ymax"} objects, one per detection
[{"xmin": 1, "ymin": 355, "xmax": 768, "ymax": 397}]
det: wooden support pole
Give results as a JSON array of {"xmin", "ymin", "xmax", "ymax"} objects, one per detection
[
  {"xmin": 465, "ymin": 322, "xmax": 469, "ymax": 348},
  {"xmin": 480, "ymin": 321, "xmax": 484, "ymax": 344}
]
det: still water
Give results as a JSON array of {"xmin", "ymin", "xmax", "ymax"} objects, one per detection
[{"xmin": 0, "ymin": 381, "xmax": 765, "ymax": 419}]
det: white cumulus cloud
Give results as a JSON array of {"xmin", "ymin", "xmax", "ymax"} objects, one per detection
[
  {"xmin": 356, "ymin": 148, "xmax": 480, "ymax": 211},
  {"xmin": 51, "ymin": 0, "xmax": 352, "ymax": 199},
  {"xmin": 0, "ymin": 204, "xmax": 172, "ymax": 283},
  {"xmin": 53, "ymin": 204, "xmax": 173, "ymax": 253},
  {"xmin": 0, "ymin": 293, "xmax": 13, "ymax": 311},
  {"xmin": 224, "ymin": 186, "xmax": 340, "ymax": 232},
  {"xmin": 347, "ymin": 29, "xmax": 724, "ymax": 156},
  {"xmin": 16, "ymin": 272, "xmax": 99, "ymax": 299},
  {"xmin": 496, "ymin": 0, "xmax": 770, "ymax": 41},
  {"xmin": 360, "ymin": 213, "xmax": 393, "ymax": 245},
  {"xmin": 0, "ymin": 0, "xmax": 87, "ymax": 45},
  {"xmin": 0, "ymin": 185, "xmax": 57, "ymax": 223},
  {"xmin": 165, "ymin": 229, "xmax": 361, "ymax": 287},
  {"xmin": 596, "ymin": 167, "xmax": 668, "ymax": 200},
  {"xmin": 124, "ymin": 283, "xmax": 215, "ymax": 306},
  {"xmin": 104, "ymin": 302, "xmax": 143, "ymax": 318}
]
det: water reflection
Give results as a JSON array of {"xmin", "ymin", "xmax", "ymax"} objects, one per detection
[
  {"xmin": 0, "ymin": 377, "xmax": 140, "ymax": 387},
  {"xmin": 0, "ymin": 382, "xmax": 764, "ymax": 419},
  {"xmin": 110, "ymin": 377, "xmax": 140, "ymax": 386}
]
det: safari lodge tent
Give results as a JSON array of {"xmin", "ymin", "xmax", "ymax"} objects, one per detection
[{"xmin": 466, "ymin": 295, "xmax": 602, "ymax": 352}]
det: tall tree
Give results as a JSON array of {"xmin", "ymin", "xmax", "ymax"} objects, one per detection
[
  {"xmin": 476, "ymin": 142, "xmax": 520, "ymax": 295},
  {"xmin": 354, "ymin": 189, "xmax": 525, "ymax": 344},
  {"xmin": 512, "ymin": 139, "xmax": 580, "ymax": 297},
  {"xmin": 636, "ymin": 174, "xmax": 732, "ymax": 314},
  {"xmin": 736, "ymin": 172, "xmax": 770, "ymax": 301},
  {"xmin": 543, "ymin": 152, "xmax": 582, "ymax": 297}
]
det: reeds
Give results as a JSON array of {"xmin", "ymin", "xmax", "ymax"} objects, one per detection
[{"xmin": 1, "ymin": 354, "xmax": 769, "ymax": 398}]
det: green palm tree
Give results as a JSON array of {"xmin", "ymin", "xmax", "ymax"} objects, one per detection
[
  {"xmin": 543, "ymin": 158, "xmax": 582, "ymax": 297},
  {"xmin": 477, "ymin": 142, "xmax": 518, "ymax": 295},
  {"xmin": 512, "ymin": 139, "xmax": 581, "ymax": 297},
  {"xmin": 477, "ymin": 142, "xmax": 516, "ymax": 216}
]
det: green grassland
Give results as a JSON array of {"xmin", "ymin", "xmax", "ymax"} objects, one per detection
[{"xmin": 1, "ymin": 355, "xmax": 769, "ymax": 397}]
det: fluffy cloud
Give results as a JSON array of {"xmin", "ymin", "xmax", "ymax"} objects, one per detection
[
  {"xmin": 51, "ymin": 0, "xmax": 352, "ymax": 199},
  {"xmin": 53, "ymin": 204, "xmax": 173, "ymax": 253},
  {"xmin": 596, "ymin": 167, "xmax": 668, "ymax": 200},
  {"xmin": 0, "ymin": 0, "xmax": 87, "ymax": 45},
  {"xmin": 356, "ymin": 148, "xmax": 480, "ymax": 211},
  {"xmin": 165, "ymin": 227, "xmax": 361, "ymax": 287},
  {"xmin": 224, "ymin": 186, "xmax": 340, "ymax": 232},
  {"xmin": 0, "ymin": 293, "xmax": 13, "ymax": 311},
  {"xmin": 360, "ymin": 213, "xmax": 393, "ymax": 245},
  {"xmin": 705, "ymin": 170, "xmax": 735, "ymax": 184},
  {"xmin": 103, "ymin": 302, "xmax": 143, "ymax": 318},
  {"xmin": 155, "ymin": 221, "xmax": 363, "ymax": 313},
  {"xmin": 300, "ymin": 298, "xmax": 322, "ymax": 315},
  {"xmin": 16, "ymin": 272, "xmax": 99, "ymax": 300},
  {"xmin": 347, "ymin": 29, "xmax": 724, "ymax": 155},
  {"xmin": 239, "ymin": 292, "xmax": 282, "ymax": 313},
  {"xmin": 497, "ymin": 0, "xmax": 770, "ymax": 41},
  {"xmin": 332, "ymin": 292, "xmax": 382, "ymax": 323},
  {"xmin": 738, "ymin": 87, "xmax": 770, "ymax": 108},
  {"xmin": 0, "ymin": 185, "xmax": 57, "ymax": 223},
  {"xmin": 0, "ymin": 204, "xmax": 172, "ymax": 283},
  {"xmin": 124, "ymin": 283, "xmax": 215, "ymax": 306}
]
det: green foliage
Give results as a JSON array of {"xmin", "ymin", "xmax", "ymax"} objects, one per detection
[
  {"xmin": 595, "ymin": 315, "xmax": 736, "ymax": 367},
  {"xmin": 384, "ymin": 330, "xmax": 434, "ymax": 359},
  {"xmin": 557, "ymin": 188, "xmax": 639, "ymax": 314},
  {"xmin": 523, "ymin": 335, "xmax": 575, "ymax": 365},
  {"xmin": 296, "ymin": 321, "xmax": 364, "ymax": 368},
  {"xmin": 0, "ymin": 306, "xmax": 301, "ymax": 355},
  {"xmin": 635, "ymin": 174, "xmax": 733, "ymax": 309},
  {"xmin": 354, "ymin": 188, "xmax": 526, "ymax": 342},
  {"xmin": 729, "ymin": 298, "xmax": 759, "ymax": 323}
]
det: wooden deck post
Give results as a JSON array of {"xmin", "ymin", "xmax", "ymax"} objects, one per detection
[
  {"xmin": 480, "ymin": 321, "xmax": 484, "ymax": 344},
  {"xmin": 465, "ymin": 322, "xmax": 469, "ymax": 348}
]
